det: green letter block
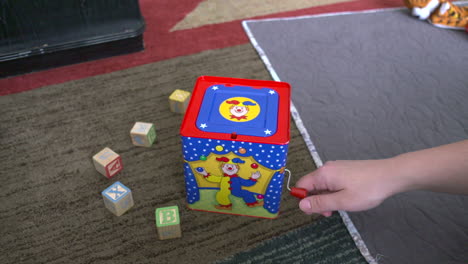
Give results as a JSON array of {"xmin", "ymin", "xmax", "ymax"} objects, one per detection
[{"xmin": 155, "ymin": 205, "xmax": 181, "ymax": 240}]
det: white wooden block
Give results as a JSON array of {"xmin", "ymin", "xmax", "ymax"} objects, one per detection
[
  {"xmin": 92, "ymin": 147, "xmax": 123, "ymax": 178},
  {"xmin": 130, "ymin": 122, "xmax": 156, "ymax": 147},
  {"xmin": 102, "ymin": 181, "xmax": 134, "ymax": 216},
  {"xmin": 169, "ymin": 89, "xmax": 191, "ymax": 114}
]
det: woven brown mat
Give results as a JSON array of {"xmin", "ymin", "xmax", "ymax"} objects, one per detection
[{"xmin": 0, "ymin": 44, "xmax": 319, "ymax": 264}]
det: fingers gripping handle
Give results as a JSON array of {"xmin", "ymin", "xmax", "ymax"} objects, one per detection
[
  {"xmin": 290, "ymin": 187, "xmax": 308, "ymax": 199},
  {"xmin": 285, "ymin": 169, "xmax": 308, "ymax": 199}
]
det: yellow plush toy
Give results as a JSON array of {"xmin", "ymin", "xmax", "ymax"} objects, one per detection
[
  {"xmin": 404, "ymin": 0, "xmax": 443, "ymax": 19},
  {"xmin": 429, "ymin": 1, "xmax": 468, "ymax": 30},
  {"xmin": 404, "ymin": 0, "xmax": 468, "ymax": 30}
]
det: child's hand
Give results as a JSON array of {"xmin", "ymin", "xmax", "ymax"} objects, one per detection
[
  {"xmin": 296, "ymin": 140, "xmax": 468, "ymax": 217},
  {"xmin": 296, "ymin": 159, "xmax": 404, "ymax": 217}
]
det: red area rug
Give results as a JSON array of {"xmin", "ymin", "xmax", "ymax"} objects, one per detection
[{"xmin": 0, "ymin": 0, "xmax": 402, "ymax": 96}]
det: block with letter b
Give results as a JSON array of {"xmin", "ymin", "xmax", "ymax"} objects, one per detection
[
  {"xmin": 92, "ymin": 147, "xmax": 123, "ymax": 178},
  {"xmin": 130, "ymin": 122, "xmax": 156, "ymax": 147},
  {"xmin": 102, "ymin": 181, "xmax": 134, "ymax": 216},
  {"xmin": 169, "ymin": 89, "xmax": 191, "ymax": 114},
  {"xmin": 155, "ymin": 205, "xmax": 182, "ymax": 240}
]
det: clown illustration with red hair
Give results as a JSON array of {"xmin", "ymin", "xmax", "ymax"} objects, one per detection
[
  {"xmin": 226, "ymin": 100, "xmax": 256, "ymax": 121},
  {"xmin": 196, "ymin": 157, "xmax": 263, "ymax": 210}
]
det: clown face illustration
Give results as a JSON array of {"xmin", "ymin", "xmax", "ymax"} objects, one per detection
[
  {"xmin": 230, "ymin": 105, "xmax": 249, "ymax": 118},
  {"xmin": 221, "ymin": 163, "xmax": 239, "ymax": 176}
]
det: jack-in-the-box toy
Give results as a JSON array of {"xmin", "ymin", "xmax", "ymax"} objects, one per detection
[{"xmin": 180, "ymin": 76, "xmax": 292, "ymax": 219}]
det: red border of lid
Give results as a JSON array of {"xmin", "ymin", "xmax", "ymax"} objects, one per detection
[{"xmin": 180, "ymin": 76, "xmax": 290, "ymax": 144}]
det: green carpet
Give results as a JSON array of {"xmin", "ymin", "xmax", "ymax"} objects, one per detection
[{"xmin": 219, "ymin": 214, "xmax": 367, "ymax": 264}]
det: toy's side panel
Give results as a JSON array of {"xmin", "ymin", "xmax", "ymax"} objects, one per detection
[{"xmin": 181, "ymin": 136, "xmax": 289, "ymax": 219}]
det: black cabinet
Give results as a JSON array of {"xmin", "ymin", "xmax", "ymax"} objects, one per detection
[{"xmin": 0, "ymin": 0, "xmax": 145, "ymax": 77}]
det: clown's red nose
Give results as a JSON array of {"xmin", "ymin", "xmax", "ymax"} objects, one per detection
[
  {"xmin": 236, "ymin": 109, "xmax": 241, "ymax": 112},
  {"xmin": 228, "ymin": 167, "xmax": 232, "ymax": 170}
]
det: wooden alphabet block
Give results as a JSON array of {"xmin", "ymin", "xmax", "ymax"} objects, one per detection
[
  {"xmin": 102, "ymin": 181, "xmax": 134, "ymax": 216},
  {"xmin": 130, "ymin": 122, "xmax": 156, "ymax": 147},
  {"xmin": 169, "ymin": 89, "xmax": 191, "ymax": 114},
  {"xmin": 155, "ymin": 206, "xmax": 182, "ymax": 240},
  {"xmin": 92, "ymin": 147, "xmax": 123, "ymax": 178}
]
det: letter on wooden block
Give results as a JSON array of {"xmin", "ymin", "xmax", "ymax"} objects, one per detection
[
  {"xmin": 93, "ymin": 147, "xmax": 123, "ymax": 178},
  {"xmin": 102, "ymin": 181, "xmax": 134, "ymax": 216},
  {"xmin": 155, "ymin": 206, "xmax": 182, "ymax": 240},
  {"xmin": 130, "ymin": 122, "xmax": 157, "ymax": 147},
  {"xmin": 169, "ymin": 89, "xmax": 191, "ymax": 114}
]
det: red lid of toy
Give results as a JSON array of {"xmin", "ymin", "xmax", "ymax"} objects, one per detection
[{"xmin": 180, "ymin": 76, "xmax": 290, "ymax": 145}]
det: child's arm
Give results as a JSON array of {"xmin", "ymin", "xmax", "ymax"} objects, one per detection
[
  {"xmin": 393, "ymin": 139, "xmax": 468, "ymax": 195},
  {"xmin": 296, "ymin": 140, "xmax": 468, "ymax": 217}
]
